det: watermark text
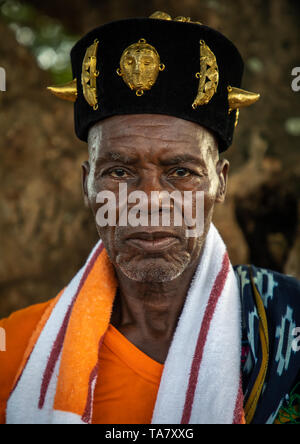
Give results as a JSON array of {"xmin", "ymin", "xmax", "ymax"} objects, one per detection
[
  {"xmin": 292, "ymin": 327, "xmax": 300, "ymax": 352},
  {"xmin": 291, "ymin": 67, "xmax": 300, "ymax": 92},
  {"xmin": 96, "ymin": 184, "xmax": 204, "ymax": 238},
  {"xmin": 0, "ymin": 67, "xmax": 6, "ymax": 92},
  {"xmin": 0, "ymin": 327, "xmax": 6, "ymax": 352}
]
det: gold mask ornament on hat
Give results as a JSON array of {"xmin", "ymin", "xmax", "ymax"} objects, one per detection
[{"xmin": 117, "ymin": 38, "xmax": 165, "ymax": 96}]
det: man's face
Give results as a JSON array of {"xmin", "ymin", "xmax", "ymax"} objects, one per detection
[{"xmin": 83, "ymin": 114, "xmax": 229, "ymax": 283}]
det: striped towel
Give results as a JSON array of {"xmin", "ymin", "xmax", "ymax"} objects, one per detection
[{"xmin": 6, "ymin": 223, "xmax": 244, "ymax": 424}]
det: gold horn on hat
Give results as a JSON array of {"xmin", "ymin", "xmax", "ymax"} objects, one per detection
[
  {"xmin": 228, "ymin": 86, "xmax": 260, "ymax": 112},
  {"xmin": 47, "ymin": 78, "xmax": 78, "ymax": 103}
]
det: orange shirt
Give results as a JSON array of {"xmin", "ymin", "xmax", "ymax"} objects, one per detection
[
  {"xmin": 93, "ymin": 324, "xmax": 164, "ymax": 424},
  {"xmin": 0, "ymin": 302, "xmax": 164, "ymax": 424}
]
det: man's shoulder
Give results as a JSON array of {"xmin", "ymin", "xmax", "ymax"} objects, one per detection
[
  {"xmin": 0, "ymin": 298, "xmax": 55, "ymax": 422},
  {"xmin": 0, "ymin": 299, "xmax": 54, "ymax": 332},
  {"xmin": 0, "ymin": 299, "xmax": 55, "ymax": 363},
  {"xmin": 234, "ymin": 264, "xmax": 300, "ymax": 325},
  {"xmin": 0, "ymin": 285, "xmax": 66, "ymax": 333},
  {"xmin": 234, "ymin": 264, "xmax": 300, "ymax": 302},
  {"xmin": 234, "ymin": 265, "xmax": 300, "ymax": 424}
]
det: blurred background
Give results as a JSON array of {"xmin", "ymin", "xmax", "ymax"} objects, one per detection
[{"xmin": 0, "ymin": 0, "xmax": 299, "ymax": 318}]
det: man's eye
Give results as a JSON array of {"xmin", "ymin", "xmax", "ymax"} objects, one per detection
[
  {"xmin": 109, "ymin": 168, "xmax": 129, "ymax": 178},
  {"xmin": 169, "ymin": 168, "xmax": 191, "ymax": 178}
]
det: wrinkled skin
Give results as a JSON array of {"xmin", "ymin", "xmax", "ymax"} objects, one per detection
[{"xmin": 82, "ymin": 114, "xmax": 229, "ymax": 363}]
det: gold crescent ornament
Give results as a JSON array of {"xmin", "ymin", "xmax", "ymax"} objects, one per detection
[
  {"xmin": 117, "ymin": 39, "xmax": 165, "ymax": 96},
  {"xmin": 81, "ymin": 39, "xmax": 100, "ymax": 110},
  {"xmin": 192, "ymin": 40, "xmax": 219, "ymax": 109}
]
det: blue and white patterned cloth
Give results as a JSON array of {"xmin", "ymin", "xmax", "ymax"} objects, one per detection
[{"xmin": 234, "ymin": 265, "xmax": 300, "ymax": 424}]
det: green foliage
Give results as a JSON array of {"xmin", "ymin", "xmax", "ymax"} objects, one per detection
[{"xmin": 0, "ymin": 0, "xmax": 78, "ymax": 83}]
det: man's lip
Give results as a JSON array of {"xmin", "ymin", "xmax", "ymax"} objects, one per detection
[
  {"xmin": 125, "ymin": 230, "xmax": 180, "ymax": 252},
  {"xmin": 126, "ymin": 236, "xmax": 179, "ymax": 252},
  {"xmin": 125, "ymin": 230, "xmax": 180, "ymax": 241}
]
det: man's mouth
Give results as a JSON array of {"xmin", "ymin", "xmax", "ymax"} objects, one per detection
[{"xmin": 125, "ymin": 230, "xmax": 180, "ymax": 253}]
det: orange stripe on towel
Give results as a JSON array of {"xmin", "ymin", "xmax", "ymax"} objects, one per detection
[{"xmin": 54, "ymin": 248, "xmax": 117, "ymax": 419}]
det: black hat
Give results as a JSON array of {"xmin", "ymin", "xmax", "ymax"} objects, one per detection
[{"xmin": 48, "ymin": 11, "xmax": 260, "ymax": 153}]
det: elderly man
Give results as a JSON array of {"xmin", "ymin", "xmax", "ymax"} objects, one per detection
[{"xmin": 0, "ymin": 12, "xmax": 299, "ymax": 425}]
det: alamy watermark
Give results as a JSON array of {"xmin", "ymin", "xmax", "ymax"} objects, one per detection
[
  {"xmin": 0, "ymin": 67, "xmax": 6, "ymax": 92},
  {"xmin": 291, "ymin": 67, "xmax": 300, "ymax": 92},
  {"xmin": 95, "ymin": 184, "xmax": 204, "ymax": 237},
  {"xmin": 0, "ymin": 327, "xmax": 6, "ymax": 352},
  {"xmin": 292, "ymin": 327, "xmax": 300, "ymax": 352}
]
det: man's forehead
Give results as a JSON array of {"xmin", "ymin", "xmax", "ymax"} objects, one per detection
[
  {"xmin": 88, "ymin": 114, "xmax": 218, "ymax": 152},
  {"xmin": 87, "ymin": 116, "xmax": 219, "ymax": 168},
  {"xmin": 94, "ymin": 150, "xmax": 211, "ymax": 168}
]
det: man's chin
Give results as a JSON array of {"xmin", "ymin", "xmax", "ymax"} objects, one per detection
[{"xmin": 116, "ymin": 254, "xmax": 191, "ymax": 283}]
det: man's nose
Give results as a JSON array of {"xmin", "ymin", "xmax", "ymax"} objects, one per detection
[
  {"xmin": 140, "ymin": 171, "xmax": 163, "ymax": 191},
  {"xmin": 133, "ymin": 173, "xmax": 175, "ymax": 215}
]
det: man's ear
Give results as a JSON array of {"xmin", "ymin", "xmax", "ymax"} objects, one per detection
[
  {"xmin": 81, "ymin": 161, "xmax": 90, "ymax": 208},
  {"xmin": 215, "ymin": 159, "xmax": 230, "ymax": 204}
]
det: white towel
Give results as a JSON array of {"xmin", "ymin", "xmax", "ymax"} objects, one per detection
[{"xmin": 6, "ymin": 223, "xmax": 243, "ymax": 424}]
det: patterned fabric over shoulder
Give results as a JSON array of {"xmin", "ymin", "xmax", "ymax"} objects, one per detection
[{"xmin": 234, "ymin": 265, "xmax": 300, "ymax": 424}]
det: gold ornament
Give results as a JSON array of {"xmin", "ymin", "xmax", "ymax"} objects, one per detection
[
  {"xmin": 227, "ymin": 86, "xmax": 260, "ymax": 112},
  {"xmin": 117, "ymin": 39, "xmax": 165, "ymax": 96},
  {"xmin": 227, "ymin": 86, "xmax": 260, "ymax": 127},
  {"xmin": 81, "ymin": 39, "xmax": 100, "ymax": 110},
  {"xmin": 149, "ymin": 11, "xmax": 172, "ymax": 21},
  {"xmin": 47, "ymin": 79, "xmax": 78, "ymax": 102},
  {"xmin": 234, "ymin": 108, "xmax": 240, "ymax": 127},
  {"xmin": 47, "ymin": 40, "xmax": 100, "ymax": 108},
  {"xmin": 192, "ymin": 40, "xmax": 219, "ymax": 109},
  {"xmin": 149, "ymin": 11, "xmax": 202, "ymax": 25}
]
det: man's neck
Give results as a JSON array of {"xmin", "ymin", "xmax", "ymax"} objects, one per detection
[{"xmin": 110, "ymin": 258, "xmax": 200, "ymax": 363}]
